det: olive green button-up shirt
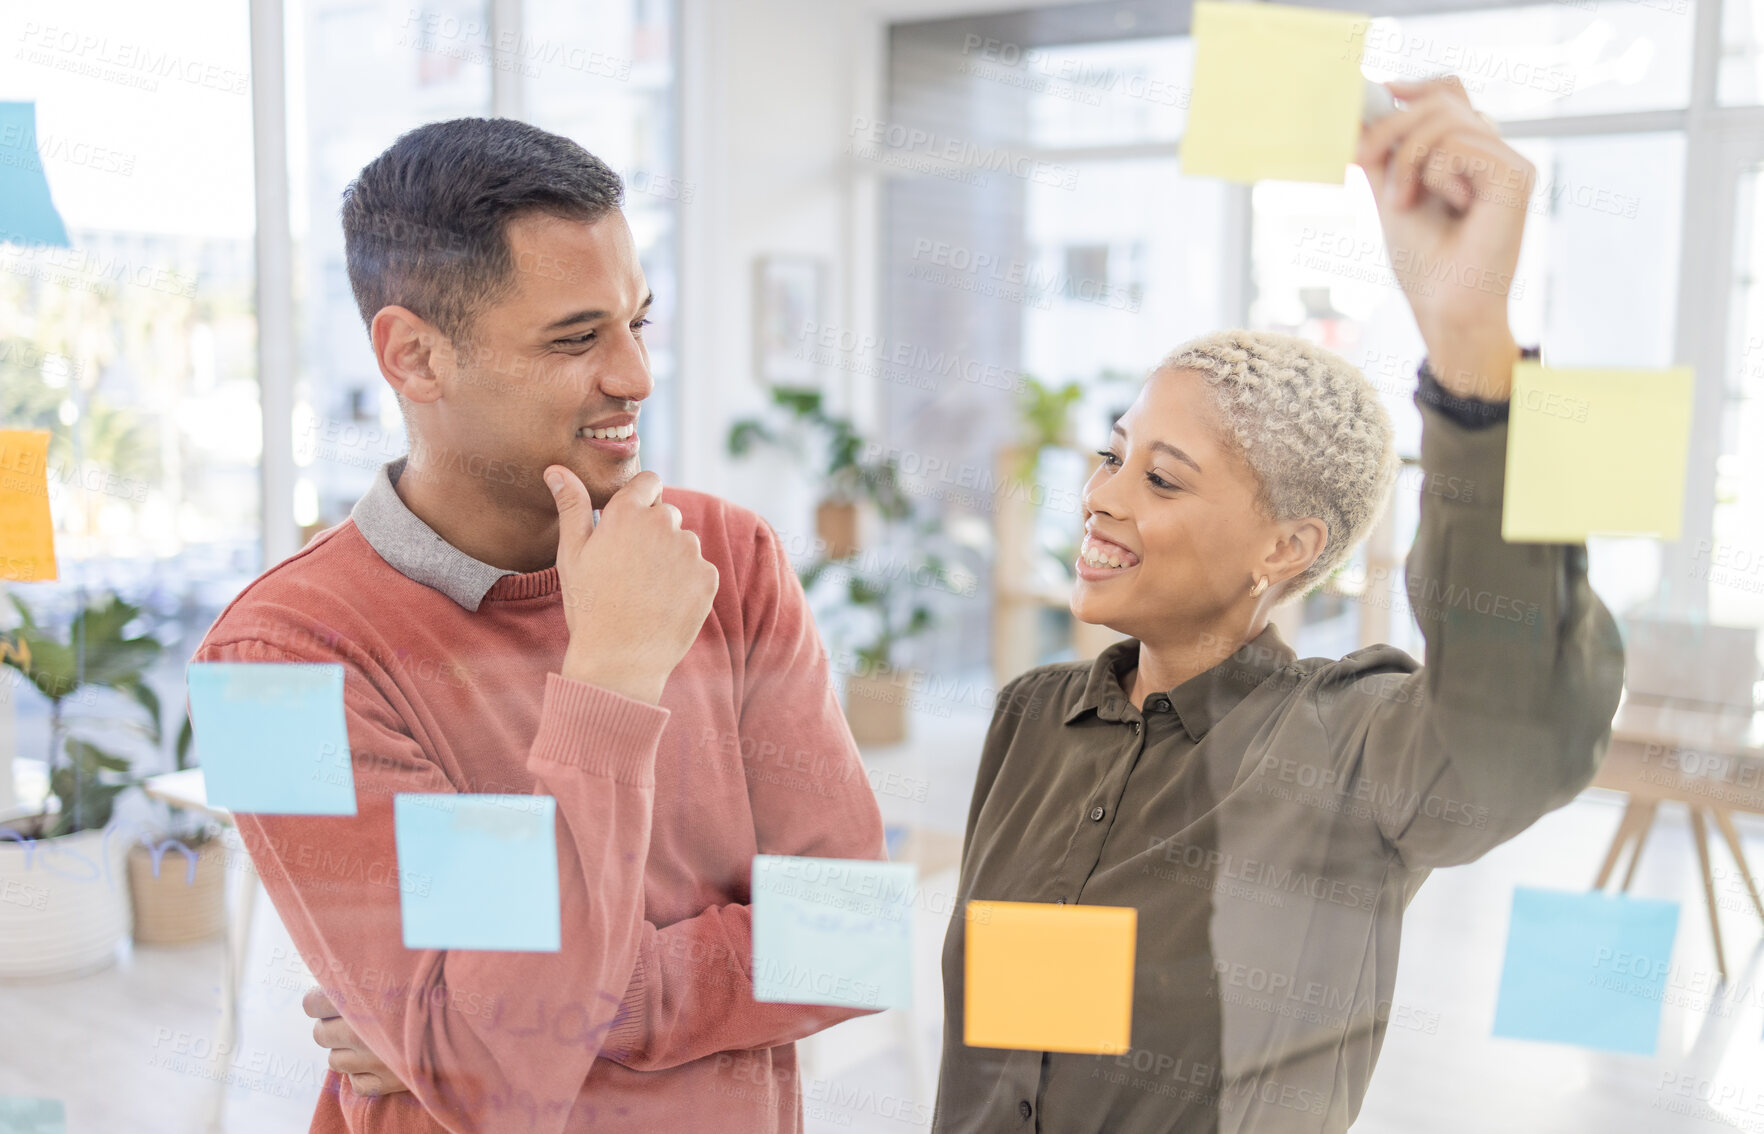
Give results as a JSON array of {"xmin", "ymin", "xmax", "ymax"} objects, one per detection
[{"xmin": 933, "ymin": 402, "xmax": 1626, "ymax": 1134}]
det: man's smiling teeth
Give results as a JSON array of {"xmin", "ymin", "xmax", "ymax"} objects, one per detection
[
  {"xmin": 1080, "ymin": 536, "xmax": 1139, "ymax": 569},
  {"xmin": 581, "ymin": 424, "xmax": 636, "ymax": 440}
]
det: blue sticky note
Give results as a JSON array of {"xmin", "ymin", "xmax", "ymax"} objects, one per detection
[
  {"xmin": 394, "ymin": 794, "xmax": 560, "ymax": 952},
  {"xmin": 186, "ymin": 662, "xmax": 356, "ymax": 815},
  {"xmin": 0, "ymin": 1096, "xmax": 66, "ymax": 1134},
  {"xmin": 752, "ymin": 854, "xmax": 914, "ymax": 1010},
  {"xmin": 1492, "ymin": 887, "xmax": 1680, "ymax": 1056},
  {"xmin": 0, "ymin": 103, "xmax": 71, "ymax": 247}
]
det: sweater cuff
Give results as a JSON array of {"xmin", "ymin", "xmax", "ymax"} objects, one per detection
[
  {"xmin": 603, "ymin": 944, "xmax": 651, "ymax": 1059},
  {"xmin": 528, "ymin": 673, "xmax": 669, "ymax": 786}
]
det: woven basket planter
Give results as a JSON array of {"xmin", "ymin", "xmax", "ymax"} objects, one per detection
[{"xmin": 126, "ymin": 837, "xmax": 227, "ymax": 945}]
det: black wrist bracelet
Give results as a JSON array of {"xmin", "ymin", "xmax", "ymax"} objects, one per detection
[{"xmin": 1414, "ymin": 347, "xmax": 1540, "ymax": 430}]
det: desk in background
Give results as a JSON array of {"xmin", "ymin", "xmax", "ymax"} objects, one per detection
[{"xmin": 1592, "ymin": 617, "xmax": 1764, "ymax": 982}]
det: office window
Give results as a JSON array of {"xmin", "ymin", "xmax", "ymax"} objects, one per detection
[
  {"xmin": 1026, "ymin": 157, "xmax": 1231, "ymax": 420},
  {"xmin": 1360, "ymin": 2, "xmax": 1695, "ymax": 120},
  {"xmin": 1020, "ymin": 35, "xmax": 1194, "ymax": 148},
  {"xmin": 1723, "ymin": 0, "xmax": 1764, "ymax": 103},
  {"xmin": 289, "ymin": 0, "xmax": 494, "ymax": 531},
  {"xmin": 885, "ymin": 21, "xmax": 1229, "ymax": 671},
  {"xmin": 1714, "ymin": 160, "xmax": 1764, "ymax": 627},
  {"xmin": 0, "ymin": 0, "xmax": 260, "ymax": 623}
]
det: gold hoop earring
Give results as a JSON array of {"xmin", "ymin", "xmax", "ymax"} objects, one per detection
[{"xmin": 1250, "ymin": 576, "xmax": 1269, "ymax": 597}]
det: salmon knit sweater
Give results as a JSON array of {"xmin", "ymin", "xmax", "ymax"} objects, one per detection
[{"xmin": 194, "ymin": 486, "xmax": 887, "ymax": 1132}]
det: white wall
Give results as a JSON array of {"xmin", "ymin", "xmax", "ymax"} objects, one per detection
[
  {"xmin": 674, "ymin": 0, "xmax": 1076, "ymax": 539},
  {"xmin": 675, "ymin": 0, "xmax": 884, "ymax": 540}
]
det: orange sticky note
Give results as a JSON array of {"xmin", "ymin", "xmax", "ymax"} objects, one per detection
[
  {"xmin": 0, "ymin": 430, "xmax": 55, "ymax": 581},
  {"xmin": 964, "ymin": 900, "xmax": 1136, "ymax": 1054}
]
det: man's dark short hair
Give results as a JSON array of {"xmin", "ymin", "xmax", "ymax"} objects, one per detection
[{"xmin": 341, "ymin": 117, "xmax": 624, "ymax": 345}]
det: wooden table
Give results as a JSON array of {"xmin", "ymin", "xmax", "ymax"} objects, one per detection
[
  {"xmin": 1591, "ymin": 699, "xmax": 1764, "ymax": 982},
  {"xmin": 141, "ymin": 768, "xmax": 256, "ymax": 1134}
]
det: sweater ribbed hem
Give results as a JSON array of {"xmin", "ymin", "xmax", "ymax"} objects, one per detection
[
  {"xmin": 528, "ymin": 673, "xmax": 669, "ymax": 786},
  {"xmin": 485, "ymin": 568, "xmax": 561, "ymax": 602},
  {"xmin": 604, "ymin": 947, "xmax": 650, "ymax": 1058}
]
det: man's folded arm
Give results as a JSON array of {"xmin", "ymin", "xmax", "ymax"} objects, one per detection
[
  {"xmin": 601, "ymin": 905, "xmax": 869, "ymax": 1071},
  {"xmin": 208, "ymin": 635, "xmax": 663, "ymax": 1134}
]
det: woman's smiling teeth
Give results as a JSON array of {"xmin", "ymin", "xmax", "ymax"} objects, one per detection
[
  {"xmin": 581, "ymin": 423, "xmax": 636, "ymax": 440},
  {"xmin": 1079, "ymin": 535, "xmax": 1139, "ymax": 570}
]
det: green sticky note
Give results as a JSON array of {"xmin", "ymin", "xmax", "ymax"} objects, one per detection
[
  {"xmin": 0, "ymin": 1097, "xmax": 66, "ymax": 1134},
  {"xmin": 1181, "ymin": 2, "xmax": 1370, "ymax": 185},
  {"xmin": 1502, "ymin": 363, "xmax": 1695, "ymax": 542},
  {"xmin": 752, "ymin": 855, "xmax": 914, "ymax": 1010},
  {"xmin": 0, "ymin": 103, "xmax": 71, "ymax": 247}
]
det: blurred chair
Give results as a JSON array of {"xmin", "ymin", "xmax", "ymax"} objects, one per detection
[{"xmin": 1592, "ymin": 618, "xmax": 1764, "ymax": 981}]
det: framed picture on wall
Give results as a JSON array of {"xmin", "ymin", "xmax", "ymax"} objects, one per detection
[{"xmin": 753, "ymin": 255, "xmax": 825, "ymax": 389}]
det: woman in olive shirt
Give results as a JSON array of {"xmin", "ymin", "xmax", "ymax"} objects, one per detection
[{"xmin": 931, "ymin": 78, "xmax": 1625, "ymax": 1133}]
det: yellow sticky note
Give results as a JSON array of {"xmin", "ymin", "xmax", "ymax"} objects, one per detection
[
  {"xmin": 0, "ymin": 430, "xmax": 55, "ymax": 581},
  {"xmin": 1502, "ymin": 363, "xmax": 1695, "ymax": 543},
  {"xmin": 1181, "ymin": 1, "xmax": 1370, "ymax": 185},
  {"xmin": 964, "ymin": 900, "xmax": 1136, "ymax": 1054}
]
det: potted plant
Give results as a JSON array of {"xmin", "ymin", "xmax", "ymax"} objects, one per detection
[
  {"xmin": 803, "ymin": 545, "xmax": 959, "ymax": 747},
  {"xmin": 994, "ymin": 372, "xmax": 1146, "ymax": 676},
  {"xmin": 728, "ymin": 387, "xmax": 912, "ymax": 561},
  {"xmin": 0, "ymin": 592, "xmax": 178, "ymax": 978},
  {"xmin": 728, "ymin": 388, "xmax": 973, "ymax": 744}
]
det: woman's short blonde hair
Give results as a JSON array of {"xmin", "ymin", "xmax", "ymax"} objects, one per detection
[{"xmin": 1157, "ymin": 329, "xmax": 1399, "ymax": 600}]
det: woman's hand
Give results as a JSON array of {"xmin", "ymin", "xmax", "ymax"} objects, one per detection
[
  {"xmin": 1355, "ymin": 76, "xmax": 1532, "ymax": 401},
  {"xmin": 304, "ymin": 986, "xmax": 411, "ymax": 1098}
]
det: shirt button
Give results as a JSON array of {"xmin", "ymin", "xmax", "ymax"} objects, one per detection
[
  {"xmin": 1089, "ymin": 805, "xmax": 1106, "ymax": 822},
  {"xmin": 1018, "ymin": 1099, "xmax": 1033, "ymax": 1121},
  {"xmin": 1132, "ymin": 722, "xmax": 1142, "ymax": 734},
  {"xmin": 1054, "ymin": 897, "xmax": 1066, "ymax": 906}
]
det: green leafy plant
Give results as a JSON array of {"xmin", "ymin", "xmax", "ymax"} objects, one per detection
[
  {"xmin": 728, "ymin": 387, "xmax": 971, "ymax": 671},
  {"xmin": 1014, "ymin": 374, "xmax": 1084, "ymax": 479},
  {"xmin": 727, "ymin": 387, "xmax": 911, "ymax": 520},
  {"xmin": 1, "ymin": 593, "xmax": 165, "ymax": 838},
  {"xmin": 799, "ymin": 548, "xmax": 956, "ymax": 671}
]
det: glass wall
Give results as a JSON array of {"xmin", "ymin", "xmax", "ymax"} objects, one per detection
[
  {"xmin": 0, "ymin": 0, "xmax": 260, "ymax": 779},
  {"xmin": 0, "ymin": 5, "xmax": 679, "ymax": 1125},
  {"xmin": 868, "ymin": 7, "xmax": 1764, "ymax": 1132}
]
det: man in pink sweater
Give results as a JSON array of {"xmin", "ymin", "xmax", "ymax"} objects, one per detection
[{"xmin": 194, "ymin": 118, "xmax": 887, "ymax": 1132}]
